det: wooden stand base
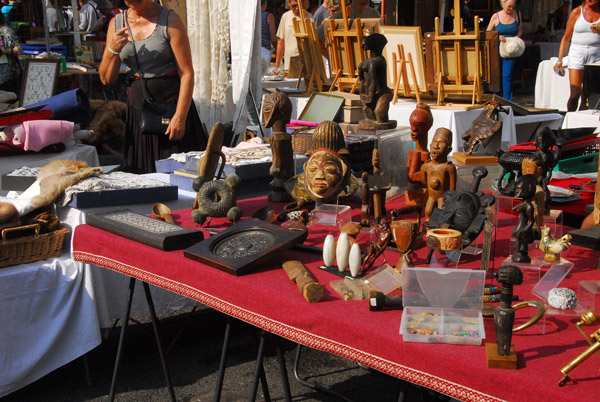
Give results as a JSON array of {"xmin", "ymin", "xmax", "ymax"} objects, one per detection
[
  {"xmin": 452, "ymin": 152, "xmax": 498, "ymax": 165},
  {"xmin": 486, "ymin": 343, "xmax": 517, "ymax": 370},
  {"xmin": 430, "ymin": 103, "xmax": 482, "ymax": 111}
]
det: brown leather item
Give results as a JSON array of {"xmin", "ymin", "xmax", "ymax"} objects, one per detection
[{"xmin": 462, "ymin": 101, "xmax": 502, "ymax": 155}]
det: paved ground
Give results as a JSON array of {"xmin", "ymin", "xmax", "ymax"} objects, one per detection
[{"xmin": 1, "ymin": 307, "xmax": 451, "ymax": 402}]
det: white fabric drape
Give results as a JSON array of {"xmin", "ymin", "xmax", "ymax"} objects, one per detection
[
  {"xmin": 187, "ymin": 0, "xmax": 231, "ymax": 131},
  {"xmin": 229, "ymin": 0, "xmax": 262, "ymax": 138}
]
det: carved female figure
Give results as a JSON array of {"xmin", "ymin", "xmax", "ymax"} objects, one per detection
[
  {"xmin": 511, "ymin": 174, "xmax": 538, "ymax": 263},
  {"xmin": 420, "ymin": 128, "xmax": 456, "ymax": 220}
]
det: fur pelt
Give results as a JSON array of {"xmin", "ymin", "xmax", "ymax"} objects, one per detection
[
  {"xmin": 81, "ymin": 99, "xmax": 127, "ymax": 155},
  {"xmin": 31, "ymin": 160, "xmax": 102, "ymax": 208}
]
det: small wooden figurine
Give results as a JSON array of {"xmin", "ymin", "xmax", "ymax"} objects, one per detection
[
  {"xmin": 357, "ymin": 33, "xmax": 397, "ymax": 130},
  {"xmin": 405, "ymin": 103, "xmax": 432, "ymax": 205},
  {"xmin": 521, "ymin": 155, "xmax": 545, "ymax": 235},
  {"xmin": 420, "ymin": 128, "xmax": 456, "ymax": 220},
  {"xmin": 262, "ymin": 92, "xmax": 294, "ymax": 202},
  {"xmin": 488, "ymin": 264, "xmax": 523, "ymax": 368},
  {"xmin": 511, "ymin": 174, "xmax": 538, "ymax": 263},
  {"xmin": 361, "ymin": 217, "xmax": 393, "ymax": 273}
]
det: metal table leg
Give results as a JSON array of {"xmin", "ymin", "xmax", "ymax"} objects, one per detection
[
  {"xmin": 109, "ymin": 277, "xmax": 136, "ymax": 402},
  {"xmin": 108, "ymin": 278, "xmax": 176, "ymax": 402},
  {"xmin": 142, "ymin": 282, "xmax": 176, "ymax": 402},
  {"xmin": 214, "ymin": 316, "xmax": 233, "ymax": 402},
  {"xmin": 293, "ymin": 344, "xmax": 354, "ymax": 402}
]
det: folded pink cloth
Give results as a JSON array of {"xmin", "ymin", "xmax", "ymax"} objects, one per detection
[{"xmin": 9, "ymin": 120, "xmax": 74, "ymax": 152}]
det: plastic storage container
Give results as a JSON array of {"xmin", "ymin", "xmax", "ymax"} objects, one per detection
[{"xmin": 400, "ymin": 267, "xmax": 486, "ymax": 345}]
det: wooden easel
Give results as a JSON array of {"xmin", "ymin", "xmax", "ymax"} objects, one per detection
[
  {"xmin": 294, "ymin": 6, "xmax": 327, "ymax": 92},
  {"xmin": 431, "ymin": 0, "xmax": 482, "ymax": 108},
  {"xmin": 392, "ymin": 44, "xmax": 421, "ymax": 104},
  {"xmin": 326, "ymin": 6, "xmax": 366, "ymax": 93}
]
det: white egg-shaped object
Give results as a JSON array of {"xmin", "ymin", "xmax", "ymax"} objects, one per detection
[
  {"xmin": 349, "ymin": 243, "xmax": 362, "ymax": 277},
  {"xmin": 323, "ymin": 234, "xmax": 336, "ymax": 267},
  {"xmin": 336, "ymin": 232, "xmax": 350, "ymax": 272}
]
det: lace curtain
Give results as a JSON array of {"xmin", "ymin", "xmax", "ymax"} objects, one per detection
[{"xmin": 187, "ymin": 0, "xmax": 231, "ymax": 131}]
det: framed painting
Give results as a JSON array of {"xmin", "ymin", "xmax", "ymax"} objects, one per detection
[
  {"xmin": 424, "ymin": 30, "xmax": 500, "ymax": 93},
  {"xmin": 19, "ymin": 59, "xmax": 61, "ymax": 107},
  {"xmin": 381, "ymin": 26, "xmax": 427, "ymax": 93}
]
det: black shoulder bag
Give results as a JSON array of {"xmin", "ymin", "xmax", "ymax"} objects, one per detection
[{"xmin": 125, "ymin": 11, "xmax": 184, "ymax": 136}]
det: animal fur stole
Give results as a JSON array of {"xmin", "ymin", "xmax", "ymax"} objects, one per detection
[{"xmin": 31, "ymin": 160, "xmax": 102, "ymax": 208}]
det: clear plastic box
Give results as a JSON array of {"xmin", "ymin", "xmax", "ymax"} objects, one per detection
[
  {"xmin": 309, "ymin": 204, "xmax": 352, "ymax": 228},
  {"xmin": 400, "ymin": 267, "xmax": 486, "ymax": 345},
  {"xmin": 579, "ymin": 280, "xmax": 600, "ymax": 312}
]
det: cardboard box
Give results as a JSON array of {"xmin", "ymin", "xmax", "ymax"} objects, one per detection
[{"xmin": 343, "ymin": 106, "xmax": 364, "ymax": 123}]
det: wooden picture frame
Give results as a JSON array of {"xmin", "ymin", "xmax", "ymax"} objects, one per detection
[
  {"xmin": 424, "ymin": 30, "xmax": 500, "ymax": 93},
  {"xmin": 381, "ymin": 26, "xmax": 426, "ymax": 92},
  {"xmin": 19, "ymin": 59, "xmax": 61, "ymax": 107}
]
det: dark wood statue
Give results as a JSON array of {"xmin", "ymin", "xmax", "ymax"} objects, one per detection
[
  {"xmin": 405, "ymin": 103, "xmax": 432, "ymax": 205},
  {"xmin": 533, "ymin": 127, "xmax": 563, "ymax": 213},
  {"xmin": 494, "ymin": 265, "xmax": 523, "ymax": 356},
  {"xmin": 357, "ymin": 33, "xmax": 397, "ymax": 131},
  {"xmin": 262, "ymin": 92, "xmax": 294, "ymax": 202},
  {"xmin": 366, "ymin": 147, "xmax": 392, "ymax": 222},
  {"xmin": 511, "ymin": 174, "xmax": 538, "ymax": 263},
  {"xmin": 420, "ymin": 128, "xmax": 456, "ymax": 220}
]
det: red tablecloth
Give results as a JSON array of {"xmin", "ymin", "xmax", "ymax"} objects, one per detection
[{"xmin": 73, "ymin": 195, "xmax": 600, "ymax": 402}]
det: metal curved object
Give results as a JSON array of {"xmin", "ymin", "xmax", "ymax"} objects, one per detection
[{"xmin": 512, "ymin": 300, "xmax": 546, "ymax": 332}]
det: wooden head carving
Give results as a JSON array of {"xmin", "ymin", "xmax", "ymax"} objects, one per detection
[
  {"xmin": 309, "ymin": 120, "xmax": 349, "ymax": 156},
  {"xmin": 409, "ymin": 103, "xmax": 433, "ymax": 151},
  {"xmin": 262, "ymin": 92, "xmax": 292, "ymax": 132},
  {"xmin": 429, "ymin": 128, "xmax": 452, "ymax": 163},
  {"xmin": 304, "ymin": 149, "xmax": 350, "ymax": 204}
]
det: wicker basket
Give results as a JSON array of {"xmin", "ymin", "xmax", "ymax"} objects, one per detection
[{"xmin": 0, "ymin": 224, "xmax": 69, "ymax": 268}]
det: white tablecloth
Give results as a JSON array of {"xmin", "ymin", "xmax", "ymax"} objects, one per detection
[
  {"xmin": 561, "ymin": 110, "xmax": 600, "ymax": 132},
  {"xmin": 0, "ymin": 174, "xmax": 201, "ymax": 397},
  {"xmin": 61, "ymin": 173, "xmax": 202, "ymax": 328},
  {"xmin": 535, "ymin": 59, "xmax": 571, "ymax": 111},
  {"xmin": 290, "ymin": 97, "xmax": 563, "ymax": 154},
  {"xmin": 0, "ymin": 144, "xmax": 100, "ymax": 196},
  {"xmin": 0, "ymin": 253, "xmax": 102, "ymax": 397}
]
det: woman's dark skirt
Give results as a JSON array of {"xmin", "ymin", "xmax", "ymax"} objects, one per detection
[{"xmin": 125, "ymin": 74, "xmax": 207, "ymax": 173}]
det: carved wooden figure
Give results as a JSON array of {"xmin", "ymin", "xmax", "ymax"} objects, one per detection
[
  {"xmin": 360, "ymin": 171, "xmax": 370, "ymax": 225},
  {"xmin": 511, "ymin": 175, "xmax": 538, "ymax": 263},
  {"xmin": 405, "ymin": 103, "xmax": 432, "ymax": 205},
  {"xmin": 361, "ymin": 217, "xmax": 392, "ymax": 273},
  {"xmin": 303, "ymin": 121, "xmax": 351, "ymax": 204},
  {"xmin": 494, "ymin": 265, "xmax": 523, "ymax": 356},
  {"xmin": 420, "ymin": 128, "xmax": 456, "ymax": 220},
  {"xmin": 357, "ymin": 33, "xmax": 397, "ymax": 130},
  {"xmin": 262, "ymin": 92, "xmax": 294, "ymax": 203}
]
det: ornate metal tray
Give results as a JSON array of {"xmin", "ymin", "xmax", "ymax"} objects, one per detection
[{"xmin": 183, "ymin": 218, "xmax": 307, "ymax": 276}]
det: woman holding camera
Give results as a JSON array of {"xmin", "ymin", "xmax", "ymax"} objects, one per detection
[{"xmin": 554, "ymin": 0, "xmax": 600, "ymax": 111}]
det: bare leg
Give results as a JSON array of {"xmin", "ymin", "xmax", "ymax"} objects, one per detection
[{"xmin": 567, "ymin": 69, "xmax": 584, "ymax": 112}]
